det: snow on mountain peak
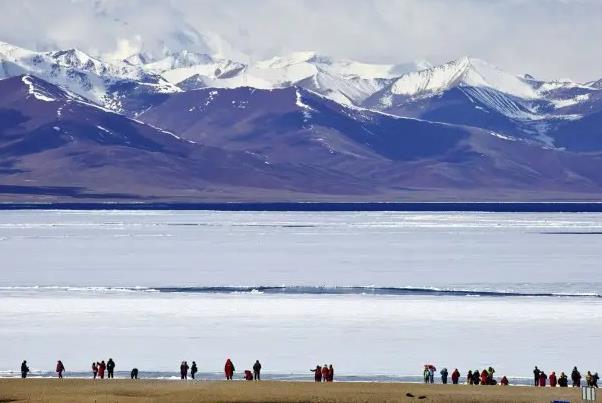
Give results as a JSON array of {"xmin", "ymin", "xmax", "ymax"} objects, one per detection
[
  {"xmin": 255, "ymin": 51, "xmax": 331, "ymax": 69},
  {"xmin": 142, "ymin": 50, "xmax": 215, "ymax": 71},
  {"xmin": 391, "ymin": 57, "xmax": 538, "ymax": 99}
]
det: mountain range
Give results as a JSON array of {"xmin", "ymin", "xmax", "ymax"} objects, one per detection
[{"xmin": 1, "ymin": 40, "xmax": 602, "ymax": 202}]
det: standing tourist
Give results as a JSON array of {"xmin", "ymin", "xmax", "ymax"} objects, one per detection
[
  {"xmin": 253, "ymin": 360, "xmax": 262, "ymax": 381},
  {"xmin": 224, "ymin": 359, "xmax": 235, "ymax": 380},
  {"xmin": 451, "ymin": 368, "xmax": 460, "ymax": 384},
  {"xmin": 107, "ymin": 358, "xmax": 115, "ymax": 379},
  {"xmin": 191, "ymin": 361, "xmax": 198, "ymax": 380},
  {"xmin": 440, "ymin": 368, "xmax": 448, "ymax": 384},
  {"xmin": 572, "ymin": 367, "xmax": 582, "ymax": 387},
  {"xmin": 311, "ymin": 365, "xmax": 322, "ymax": 382},
  {"xmin": 20, "ymin": 361, "xmax": 29, "ymax": 379},
  {"xmin": 56, "ymin": 360, "xmax": 65, "ymax": 378}
]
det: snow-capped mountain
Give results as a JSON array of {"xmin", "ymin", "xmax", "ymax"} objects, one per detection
[
  {"xmin": 139, "ymin": 50, "xmax": 431, "ymax": 106},
  {"xmin": 2, "ymin": 38, "xmax": 602, "ymax": 202},
  {"xmin": 386, "ymin": 57, "xmax": 538, "ymax": 100},
  {"xmin": 362, "ymin": 57, "xmax": 602, "ymax": 146},
  {"xmin": 0, "ymin": 41, "xmax": 178, "ymax": 113}
]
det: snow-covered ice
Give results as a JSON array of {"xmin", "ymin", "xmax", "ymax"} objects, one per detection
[{"xmin": 0, "ymin": 290, "xmax": 600, "ymax": 378}]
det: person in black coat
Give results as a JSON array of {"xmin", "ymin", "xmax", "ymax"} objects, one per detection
[
  {"xmin": 190, "ymin": 361, "xmax": 198, "ymax": 379},
  {"xmin": 130, "ymin": 368, "xmax": 138, "ymax": 379},
  {"xmin": 253, "ymin": 360, "xmax": 262, "ymax": 381},
  {"xmin": 21, "ymin": 361, "xmax": 29, "ymax": 379},
  {"xmin": 472, "ymin": 369, "xmax": 480, "ymax": 385},
  {"xmin": 107, "ymin": 358, "xmax": 115, "ymax": 379},
  {"xmin": 558, "ymin": 372, "xmax": 569, "ymax": 387},
  {"xmin": 533, "ymin": 366, "xmax": 540, "ymax": 386},
  {"xmin": 572, "ymin": 367, "xmax": 582, "ymax": 387}
]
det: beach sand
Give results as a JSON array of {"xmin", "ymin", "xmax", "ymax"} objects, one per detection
[{"xmin": 0, "ymin": 379, "xmax": 580, "ymax": 402}]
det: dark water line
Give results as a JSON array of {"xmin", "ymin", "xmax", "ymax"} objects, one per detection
[
  {"xmin": 152, "ymin": 286, "xmax": 601, "ymax": 298},
  {"xmin": 2, "ymin": 202, "xmax": 602, "ymax": 212}
]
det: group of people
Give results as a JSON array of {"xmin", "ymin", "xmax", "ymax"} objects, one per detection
[
  {"xmin": 223, "ymin": 359, "xmax": 263, "ymax": 381},
  {"xmin": 20, "ymin": 360, "xmax": 67, "ymax": 379},
  {"xmin": 533, "ymin": 366, "xmax": 599, "ymax": 388},
  {"xmin": 310, "ymin": 364, "xmax": 335, "ymax": 382},
  {"xmin": 23, "ymin": 357, "xmax": 598, "ymax": 387},
  {"xmin": 420, "ymin": 364, "xmax": 599, "ymax": 387},
  {"xmin": 423, "ymin": 366, "xmax": 461, "ymax": 385},
  {"xmin": 179, "ymin": 361, "xmax": 198, "ymax": 380},
  {"xmin": 465, "ymin": 367, "xmax": 498, "ymax": 386},
  {"xmin": 91, "ymin": 359, "xmax": 116, "ymax": 379}
]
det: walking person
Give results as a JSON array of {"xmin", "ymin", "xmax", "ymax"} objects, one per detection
[
  {"xmin": 451, "ymin": 368, "xmax": 460, "ymax": 385},
  {"xmin": 253, "ymin": 360, "xmax": 261, "ymax": 381},
  {"xmin": 20, "ymin": 360, "xmax": 29, "ymax": 379},
  {"xmin": 98, "ymin": 361, "xmax": 106, "ymax": 379},
  {"xmin": 533, "ymin": 366, "xmax": 540, "ymax": 387},
  {"xmin": 224, "ymin": 359, "xmax": 235, "ymax": 380},
  {"xmin": 593, "ymin": 372, "xmax": 599, "ymax": 388},
  {"xmin": 180, "ymin": 361, "xmax": 189, "ymax": 380},
  {"xmin": 92, "ymin": 362, "xmax": 98, "ymax": 379},
  {"xmin": 107, "ymin": 358, "xmax": 115, "ymax": 379},
  {"xmin": 311, "ymin": 365, "xmax": 322, "ymax": 382},
  {"xmin": 440, "ymin": 368, "xmax": 448, "ymax": 384},
  {"xmin": 572, "ymin": 367, "xmax": 582, "ymax": 387},
  {"xmin": 56, "ymin": 360, "xmax": 65, "ymax": 378},
  {"xmin": 190, "ymin": 361, "xmax": 198, "ymax": 380}
]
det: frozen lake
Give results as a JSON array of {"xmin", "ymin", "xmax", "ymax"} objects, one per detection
[
  {"xmin": 0, "ymin": 210, "xmax": 601, "ymax": 378},
  {"xmin": 2, "ymin": 210, "xmax": 602, "ymax": 288}
]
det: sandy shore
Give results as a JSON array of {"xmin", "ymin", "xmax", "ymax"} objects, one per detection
[{"xmin": 0, "ymin": 379, "xmax": 580, "ymax": 402}]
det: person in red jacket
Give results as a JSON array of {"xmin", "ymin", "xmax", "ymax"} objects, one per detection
[
  {"xmin": 224, "ymin": 359, "xmax": 235, "ymax": 380},
  {"xmin": 539, "ymin": 371, "xmax": 547, "ymax": 387},
  {"xmin": 56, "ymin": 360, "xmax": 65, "ymax": 378},
  {"xmin": 500, "ymin": 376, "xmax": 509, "ymax": 386},
  {"xmin": 480, "ymin": 369, "xmax": 489, "ymax": 385},
  {"xmin": 451, "ymin": 368, "xmax": 460, "ymax": 384},
  {"xmin": 98, "ymin": 361, "xmax": 106, "ymax": 379},
  {"xmin": 321, "ymin": 364, "xmax": 330, "ymax": 382},
  {"xmin": 549, "ymin": 371, "xmax": 557, "ymax": 387},
  {"xmin": 311, "ymin": 365, "xmax": 322, "ymax": 382}
]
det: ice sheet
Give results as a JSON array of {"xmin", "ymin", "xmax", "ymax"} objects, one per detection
[{"xmin": 0, "ymin": 291, "xmax": 599, "ymax": 377}]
